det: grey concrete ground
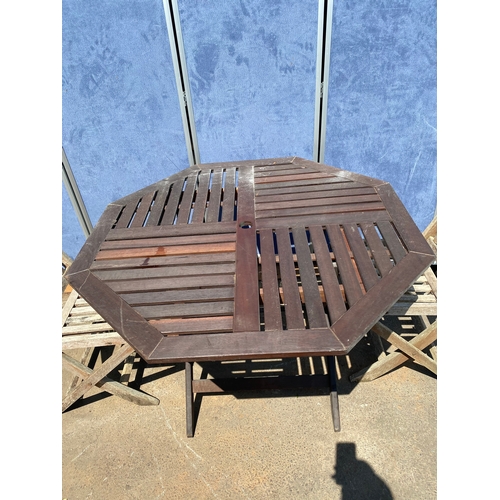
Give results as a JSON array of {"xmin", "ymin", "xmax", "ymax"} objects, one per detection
[{"xmin": 62, "ymin": 319, "xmax": 436, "ymax": 500}]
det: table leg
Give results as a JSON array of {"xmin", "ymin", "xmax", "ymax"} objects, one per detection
[
  {"xmin": 327, "ymin": 356, "xmax": 341, "ymax": 432},
  {"xmin": 185, "ymin": 362, "xmax": 194, "ymax": 438}
]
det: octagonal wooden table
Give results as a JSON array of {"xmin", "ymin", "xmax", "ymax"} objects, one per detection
[{"xmin": 66, "ymin": 157, "xmax": 435, "ymax": 436}]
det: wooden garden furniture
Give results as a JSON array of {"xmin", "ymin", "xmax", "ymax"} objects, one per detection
[
  {"xmin": 65, "ymin": 157, "xmax": 435, "ymax": 436},
  {"xmin": 62, "ymin": 259, "xmax": 159, "ymax": 412},
  {"xmin": 350, "ymin": 216, "xmax": 437, "ymax": 382}
]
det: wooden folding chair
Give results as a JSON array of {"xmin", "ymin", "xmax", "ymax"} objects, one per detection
[
  {"xmin": 350, "ymin": 215, "xmax": 437, "ymax": 382},
  {"xmin": 62, "ymin": 254, "xmax": 159, "ymax": 412},
  {"xmin": 62, "ymin": 251, "xmax": 73, "ymax": 293}
]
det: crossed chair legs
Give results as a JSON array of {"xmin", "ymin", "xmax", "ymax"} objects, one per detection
[
  {"xmin": 350, "ymin": 319, "xmax": 437, "ymax": 383},
  {"xmin": 62, "ymin": 290, "xmax": 159, "ymax": 412},
  {"xmin": 62, "ymin": 344, "xmax": 160, "ymax": 412}
]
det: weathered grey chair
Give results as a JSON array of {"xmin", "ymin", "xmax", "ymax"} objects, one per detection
[
  {"xmin": 62, "ymin": 253, "xmax": 159, "ymax": 412},
  {"xmin": 350, "ymin": 215, "xmax": 437, "ymax": 382}
]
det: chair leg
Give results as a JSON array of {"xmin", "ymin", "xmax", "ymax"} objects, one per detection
[
  {"xmin": 350, "ymin": 321, "xmax": 437, "ymax": 382},
  {"xmin": 66, "ymin": 347, "xmax": 93, "ymax": 396},
  {"xmin": 120, "ymin": 353, "xmax": 136, "ymax": 384},
  {"xmin": 62, "ymin": 352, "xmax": 159, "ymax": 410},
  {"xmin": 185, "ymin": 362, "xmax": 194, "ymax": 438},
  {"xmin": 62, "ymin": 344, "xmax": 136, "ymax": 412},
  {"xmin": 327, "ymin": 356, "xmax": 341, "ymax": 432}
]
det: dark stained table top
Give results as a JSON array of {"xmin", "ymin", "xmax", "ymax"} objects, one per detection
[{"xmin": 66, "ymin": 157, "xmax": 435, "ymax": 364}]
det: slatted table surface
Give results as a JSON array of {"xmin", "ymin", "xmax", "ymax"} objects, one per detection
[{"xmin": 66, "ymin": 157, "xmax": 435, "ymax": 364}]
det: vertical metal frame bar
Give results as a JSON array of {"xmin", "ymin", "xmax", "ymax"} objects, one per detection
[
  {"xmin": 320, "ymin": 0, "xmax": 334, "ymax": 163},
  {"xmin": 313, "ymin": 0, "xmax": 326, "ymax": 162},
  {"xmin": 313, "ymin": 0, "xmax": 334, "ymax": 164},
  {"xmin": 162, "ymin": 0, "xmax": 200, "ymax": 166},
  {"xmin": 62, "ymin": 147, "xmax": 93, "ymax": 238}
]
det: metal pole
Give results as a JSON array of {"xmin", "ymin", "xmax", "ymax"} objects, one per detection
[{"xmin": 62, "ymin": 147, "xmax": 93, "ymax": 238}]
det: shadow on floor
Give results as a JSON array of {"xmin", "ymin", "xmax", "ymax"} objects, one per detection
[{"xmin": 332, "ymin": 442, "xmax": 393, "ymax": 500}]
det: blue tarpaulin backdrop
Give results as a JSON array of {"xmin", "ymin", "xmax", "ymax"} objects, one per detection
[{"xmin": 62, "ymin": 0, "xmax": 436, "ymax": 259}]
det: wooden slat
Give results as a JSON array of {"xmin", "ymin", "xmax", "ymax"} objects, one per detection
[
  {"xmin": 106, "ymin": 221, "xmax": 237, "ymax": 241},
  {"xmin": 386, "ymin": 303, "xmax": 437, "ymax": 315},
  {"xmin": 91, "ymin": 252, "xmax": 236, "ymax": 270},
  {"xmin": 233, "ymin": 166, "xmax": 260, "ymax": 332},
  {"xmin": 359, "ymin": 222, "xmax": 394, "ymax": 277},
  {"xmin": 308, "ymin": 226, "xmax": 346, "ymax": 323},
  {"xmin": 255, "ymin": 186, "xmax": 376, "ymax": 204},
  {"xmin": 424, "ymin": 267, "xmax": 438, "ymax": 297},
  {"xmin": 254, "ymin": 164, "xmax": 311, "ymax": 175},
  {"xmin": 120, "ymin": 287, "xmax": 234, "ymax": 306},
  {"xmin": 147, "ymin": 328, "xmax": 346, "ymax": 363},
  {"xmin": 114, "ymin": 197, "xmax": 140, "ymax": 229},
  {"xmin": 62, "ymin": 289, "xmax": 79, "ymax": 326},
  {"xmin": 190, "ymin": 170, "xmax": 210, "ymax": 223},
  {"xmin": 255, "ymin": 176, "xmax": 346, "ymax": 191},
  {"xmin": 146, "ymin": 181, "xmax": 171, "ymax": 226},
  {"xmin": 395, "ymin": 293, "xmax": 436, "ymax": 302},
  {"xmin": 120, "ymin": 353, "xmax": 136, "ymax": 384},
  {"xmin": 95, "ymin": 241, "xmax": 236, "ymax": 260},
  {"xmin": 106, "ymin": 274, "xmax": 235, "ymax": 293},
  {"xmin": 99, "ymin": 232, "xmax": 236, "ymax": 251},
  {"xmin": 343, "ymin": 223, "xmax": 379, "ymax": 291},
  {"xmin": 150, "ymin": 316, "xmax": 233, "ymax": 335},
  {"xmin": 259, "ymin": 228, "xmax": 283, "ymax": 331},
  {"xmin": 294, "ymin": 158, "xmax": 384, "ymax": 187},
  {"xmin": 292, "ymin": 227, "xmax": 327, "ymax": 328},
  {"xmin": 62, "ymin": 331, "xmax": 124, "ymax": 348},
  {"xmin": 254, "ymin": 179, "xmax": 361, "ymax": 197},
  {"xmin": 256, "ymin": 193, "xmax": 380, "ymax": 211},
  {"xmin": 161, "ymin": 177, "xmax": 184, "ymax": 225},
  {"xmin": 260, "ymin": 284, "xmax": 343, "ymax": 308},
  {"xmin": 175, "ymin": 172, "xmax": 198, "ymax": 224},
  {"xmin": 221, "ymin": 168, "xmax": 236, "ymax": 222},
  {"xmin": 198, "ymin": 157, "xmax": 294, "ymax": 170},
  {"xmin": 93, "ymin": 262, "xmax": 236, "ymax": 281},
  {"xmin": 326, "ymin": 225, "xmax": 364, "ymax": 306},
  {"xmin": 256, "ymin": 201, "xmax": 386, "ymax": 219},
  {"xmin": 254, "ymin": 163, "xmax": 307, "ymax": 173},
  {"xmin": 65, "ymin": 313, "xmax": 105, "ymax": 325},
  {"xmin": 62, "ymin": 322, "xmax": 114, "ymax": 335},
  {"xmin": 376, "ymin": 221, "xmax": 407, "ymax": 263},
  {"xmin": 256, "ymin": 210, "xmax": 391, "ymax": 229},
  {"xmin": 254, "ymin": 172, "xmax": 335, "ymax": 184},
  {"xmin": 130, "ymin": 191, "xmax": 156, "ymax": 228},
  {"xmin": 112, "ymin": 169, "xmax": 186, "ymax": 207},
  {"xmin": 67, "ymin": 304, "xmax": 101, "ymax": 316},
  {"xmin": 206, "ymin": 169, "xmax": 223, "ymax": 223},
  {"xmin": 135, "ymin": 300, "xmax": 234, "ymax": 320},
  {"xmin": 275, "ymin": 227, "xmax": 304, "ymax": 330}
]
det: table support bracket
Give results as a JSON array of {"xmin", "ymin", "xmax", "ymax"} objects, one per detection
[{"xmin": 184, "ymin": 358, "xmax": 341, "ymax": 437}]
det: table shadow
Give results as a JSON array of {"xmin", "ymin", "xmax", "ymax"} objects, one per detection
[{"xmin": 332, "ymin": 442, "xmax": 393, "ymax": 500}]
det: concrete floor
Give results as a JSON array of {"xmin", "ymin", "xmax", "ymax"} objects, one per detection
[{"xmin": 62, "ymin": 319, "xmax": 436, "ymax": 500}]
